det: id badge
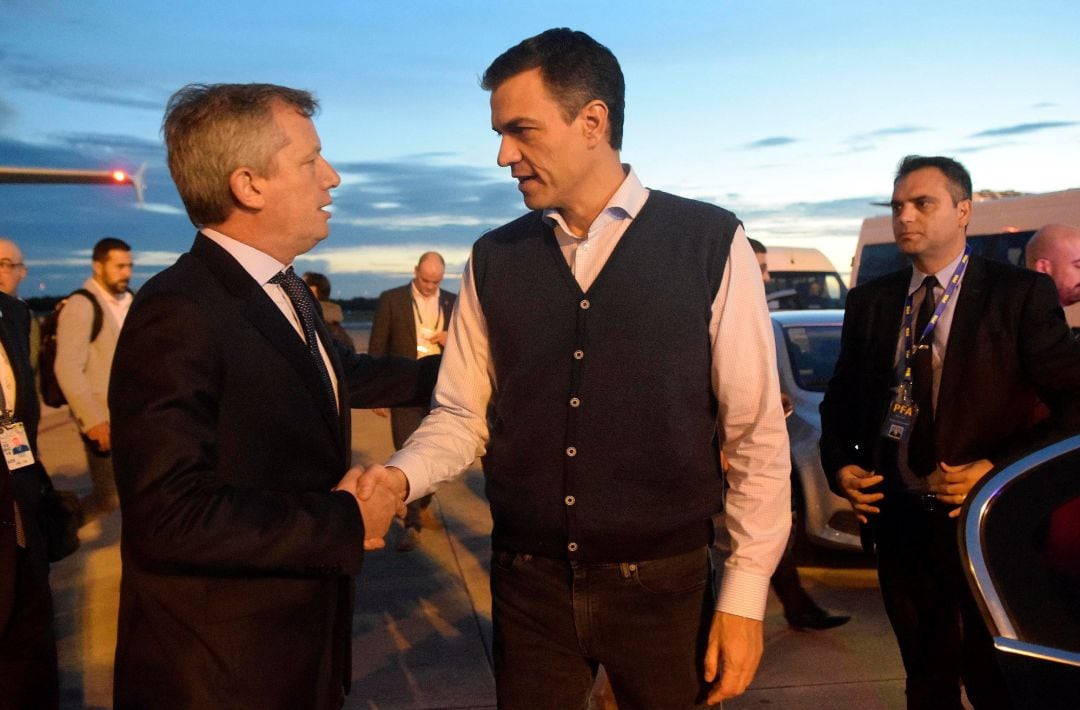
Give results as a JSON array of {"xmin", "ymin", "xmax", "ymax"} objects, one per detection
[
  {"xmin": 1, "ymin": 421, "xmax": 36, "ymax": 470},
  {"xmin": 880, "ymin": 386, "xmax": 918, "ymax": 443}
]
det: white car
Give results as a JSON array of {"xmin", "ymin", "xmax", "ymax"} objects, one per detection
[{"xmin": 771, "ymin": 309, "xmax": 862, "ymax": 551}]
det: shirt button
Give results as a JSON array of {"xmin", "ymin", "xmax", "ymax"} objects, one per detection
[
  {"xmin": 565, "ymin": 495, "xmax": 576, "ymax": 506},
  {"xmin": 573, "ymin": 349, "xmax": 584, "ymax": 360},
  {"xmin": 566, "ymin": 446, "xmax": 577, "ymax": 457},
  {"xmin": 580, "ymin": 299, "xmax": 590, "ymax": 309},
  {"xmin": 567, "ymin": 542, "xmax": 578, "ymax": 552},
  {"xmin": 569, "ymin": 397, "xmax": 580, "ymax": 407}
]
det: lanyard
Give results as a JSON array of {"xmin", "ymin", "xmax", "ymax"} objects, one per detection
[
  {"xmin": 900, "ymin": 245, "xmax": 971, "ymax": 387},
  {"xmin": 411, "ymin": 295, "xmax": 442, "ymax": 330}
]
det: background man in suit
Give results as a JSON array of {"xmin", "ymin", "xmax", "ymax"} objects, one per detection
[
  {"xmin": 1025, "ymin": 223, "xmax": 1080, "ymax": 308},
  {"xmin": 360, "ymin": 29, "xmax": 790, "ymax": 707},
  {"xmin": 820, "ymin": 155, "xmax": 1080, "ymax": 708},
  {"xmin": 303, "ymin": 271, "xmax": 356, "ymax": 353},
  {"xmin": 368, "ymin": 251, "xmax": 455, "ymax": 551},
  {"xmin": 109, "ymin": 83, "xmax": 436, "ymax": 709},
  {"xmin": 0, "ymin": 278, "xmax": 59, "ymax": 708},
  {"xmin": 0, "ymin": 238, "xmax": 39, "ymax": 370},
  {"xmin": 744, "ymin": 238, "xmax": 850, "ymax": 630},
  {"xmin": 54, "ymin": 237, "xmax": 133, "ymax": 513}
]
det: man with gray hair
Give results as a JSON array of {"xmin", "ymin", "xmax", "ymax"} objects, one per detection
[{"xmin": 109, "ymin": 83, "xmax": 438, "ymax": 709}]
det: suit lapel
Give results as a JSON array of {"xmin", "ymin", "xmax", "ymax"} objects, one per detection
[
  {"xmin": 936, "ymin": 254, "xmax": 988, "ymax": 445},
  {"xmin": 190, "ymin": 235, "xmax": 343, "ymax": 439},
  {"xmin": 398, "ymin": 287, "xmax": 417, "ymax": 350}
]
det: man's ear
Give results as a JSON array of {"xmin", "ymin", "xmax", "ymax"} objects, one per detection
[
  {"xmin": 229, "ymin": 166, "xmax": 265, "ymax": 210},
  {"xmin": 579, "ymin": 100, "xmax": 609, "ymax": 148},
  {"xmin": 956, "ymin": 198, "xmax": 973, "ymax": 230},
  {"xmin": 1033, "ymin": 258, "xmax": 1053, "ymax": 275}
]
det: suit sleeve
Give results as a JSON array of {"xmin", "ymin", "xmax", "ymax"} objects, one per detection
[
  {"xmin": 1000, "ymin": 273, "xmax": 1080, "ymax": 461},
  {"xmin": 54, "ymin": 293, "xmax": 108, "ymax": 432},
  {"xmin": 367, "ymin": 291, "xmax": 393, "ymax": 357},
  {"xmin": 110, "ymin": 291, "xmax": 365, "ymax": 577},
  {"xmin": 819, "ymin": 285, "xmax": 872, "ymax": 496}
]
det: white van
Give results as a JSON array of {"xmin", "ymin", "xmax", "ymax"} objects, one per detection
[
  {"xmin": 851, "ymin": 188, "xmax": 1080, "ymax": 326},
  {"xmin": 765, "ymin": 246, "xmax": 847, "ymax": 310}
]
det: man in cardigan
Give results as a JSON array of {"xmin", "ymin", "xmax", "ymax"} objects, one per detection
[{"xmin": 359, "ymin": 29, "xmax": 789, "ymax": 708}]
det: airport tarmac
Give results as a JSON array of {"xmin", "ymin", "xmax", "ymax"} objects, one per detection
[{"xmin": 38, "ymin": 401, "xmax": 909, "ymax": 709}]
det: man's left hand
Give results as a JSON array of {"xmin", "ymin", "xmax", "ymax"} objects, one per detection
[
  {"xmin": 703, "ymin": 611, "xmax": 764, "ymax": 703},
  {"xmin": 430, "ymin": 330, "xmax": 448, "ymax": 346},
  {"xmin": 928, "ymin": 459, "xmax": 995, "ymax": 518}
]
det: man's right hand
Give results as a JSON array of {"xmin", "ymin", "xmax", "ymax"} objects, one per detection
[
  {"xmin": 836, "ymin": 464, "xmax": 884, "ymax": 523},
  {"xmin": 85, "ymin": 421, "xmax": 111, "ymax": 452},
  {"xmin": 356, "ymin": 465, "xmax": 410, "ymax": 547}
]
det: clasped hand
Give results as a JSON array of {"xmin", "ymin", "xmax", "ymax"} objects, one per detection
[
  {"xmin": 334, "ymin": 464, "xmax": 409, "ymax": 549},
  {"xmin": 839, "ymin": 458, "xmax": 994, "ymax": 520}
]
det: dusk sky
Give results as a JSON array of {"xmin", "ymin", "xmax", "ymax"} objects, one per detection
[{"xmin": 2, "ymin": 1, "xmax": 1078, "ymax": 297}]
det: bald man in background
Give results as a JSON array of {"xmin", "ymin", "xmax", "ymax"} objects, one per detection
[
  {"xmin": 0, "ymin": 238, "xmax": 40, "ymax": 372},
  {"xmin": 1026, "ymin": 223, "xmax": 1080, "ymax": 308}
]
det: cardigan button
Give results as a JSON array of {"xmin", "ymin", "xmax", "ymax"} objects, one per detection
[
  {"xmin": 573, "ymin": 349, "xmax": 584, "ymax": 360},
  {"xmin": 580, "ymin": 299, "xmax": 591, "ymax": 309},
  {"xmin": 566, "ymin": 446, "xmax": 577, "ymax": 457},
  {"xmin": 567, "ymin": 542, "xmax": 579, "ymax": 552},
  {"xmin": 565, "ymin": 495, "xmax": 576, "ymax": 506},
  {"xmin": 569, "ymin": 397, "xmax": 580, "ymax": 408}
]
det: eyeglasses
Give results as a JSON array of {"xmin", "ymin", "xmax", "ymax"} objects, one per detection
[{"xmin": 0, "ymin": 260, "xmax": 26, "ymax": 272}]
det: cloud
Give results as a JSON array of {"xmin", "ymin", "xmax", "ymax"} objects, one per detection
[
  {"xmin": 970, "ymin": 121, "xmax": 1077, "ymax": 138},
  {"xmin": 1031, "ymin": 102, "xmax": 1057, "ymax": 109},
  {"xmin": 848, "ymin": 125, "xmax": 929, "ymax": 142},
  {"xmin": 1, "ymin": 50, "xmax": 164, "ymax": 111},
  {"xmin": 296, "ymin": 244, "xmax": 473, "ymax": 277},
  {"xmin": 740, "ymin": 136, "xmax": 798, "ymax": 150},
  {"xmin": 951, "ymin": 141, "xmax": 1017, "ymax": 154}
]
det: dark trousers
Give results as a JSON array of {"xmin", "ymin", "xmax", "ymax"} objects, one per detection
[
  {"xmin": 876, "ymin": 501, "xmax": 1010, "ymax": 710},
  {"xmin": 490, "ymin": 546, "xmax": 714, "ymax": 710},
  {"xmin": 0, "ymin": 548, "xmax": 58, "ymax": 710},
  {"xmin": 391, "ymin": 406, "xmax": 433, "ymax": 530}
]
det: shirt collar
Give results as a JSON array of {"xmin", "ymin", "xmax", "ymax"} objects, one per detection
[
  {"xmin": 908, "ymin": 244, "xmax": 967, "ymax": 296},
  {"xmin": 541, "ymin": 165, "xmax": 648, "ymax": 239},
  {"xmin": 201, "ymin": 228, "xmax": 289, "ymax": 285}
]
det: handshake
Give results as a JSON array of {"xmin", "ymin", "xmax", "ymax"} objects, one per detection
[{"xmin": 334, "ymin": 464, "xmax": 410, "ymax": 550}]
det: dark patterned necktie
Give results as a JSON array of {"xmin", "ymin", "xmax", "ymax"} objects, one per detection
[
  {"xmin": 270, "ymin": 267, "xmax": 336, "ymax": 409},
  {"xmin": 909, "ymin": 275, "xmax": 939, "ymax": 476}
]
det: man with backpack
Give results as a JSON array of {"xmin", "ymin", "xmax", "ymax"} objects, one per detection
[{"xmin": 54, "ymin": 237, "xmax": 133, "ymax": 513}]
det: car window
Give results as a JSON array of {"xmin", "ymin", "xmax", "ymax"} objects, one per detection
[
  {"xmin": 769, "ymin": 273, "xmax": 847, "ymax": 309},
  {"xmin": 783, "ymin": 325, "xmax": 841, "ymax": 392}
]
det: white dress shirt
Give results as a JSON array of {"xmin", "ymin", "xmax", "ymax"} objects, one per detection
[
  {"xmin": 387, "ymin": 169, "xmax": 790, "ymax": 620},
  {"xmin": 201, "ymin": 229, "xmax": 339, "ymax": 404}
]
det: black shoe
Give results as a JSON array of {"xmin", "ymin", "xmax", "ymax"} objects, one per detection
[{"xmin": 785, "ymin": 607, "xmax": 851, "ymax": 630}]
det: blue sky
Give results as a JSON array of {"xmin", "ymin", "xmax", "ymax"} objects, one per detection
[{"xmin": 2, "ymin": 0, "xmax": 1079, "ymax": 297}]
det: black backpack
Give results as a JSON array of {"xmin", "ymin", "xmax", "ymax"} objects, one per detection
[{"xmin": 38, "ymin": 289, "xmax": 103, "ymax": 408}]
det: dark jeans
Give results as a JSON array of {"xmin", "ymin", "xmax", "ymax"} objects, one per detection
[
  {"xmin": 490, "ymin": 546, "xmax": 714, "ymax": 710},
  {"xmin": 876, "ymin": 500, "xmax": 1011, "ymax": 709}
]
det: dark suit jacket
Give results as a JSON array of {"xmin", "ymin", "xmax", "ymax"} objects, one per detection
[
  {"xmin": 367, "ymin": 283, "xmax": 456, "ymax": 360},
  {"xmin": 109, "ymin": 234, "xmax": 438, "ymax": 709},
  {"xmin": 820, "ymin": 255, "xmax": 1080, "ymax": 515},
  {"xmin": 0, "ymin": 293, "xmax": 50, "ymax": 632}
]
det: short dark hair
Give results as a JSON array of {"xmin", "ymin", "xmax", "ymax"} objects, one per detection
[
  {"xmin": 481, "ymin": 28, "xmax": 625, "ymax": 150},
  {"xmin": 894, "ymin": 155, "xmax": 972, "ymax": 204},
  {"xmin": 93, "ymin": 237, "xmax": 131, "ymax": 263},
  {"xmin": 302, "ymin": 271, "xmax": 331, "ymax": 300},
  {"xmin": 747, "ymin": 238, "xmax": 767, "ymax": 255},
  {"xmin": 163, "ymin": 83, "xmax": 318, "ymax": 227}
]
